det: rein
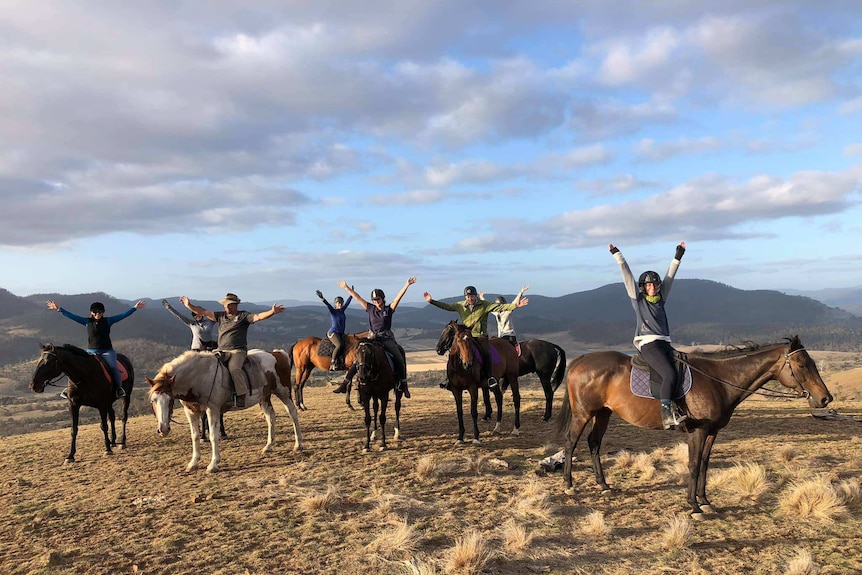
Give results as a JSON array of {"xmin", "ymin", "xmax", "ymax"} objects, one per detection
[
  {"xmin": 679, "ymin": 346, "xmax": 809, "ymax": 399},
  {"xmin": 39, "ymin": 350, "xmax": 72, "ymax": 388}
]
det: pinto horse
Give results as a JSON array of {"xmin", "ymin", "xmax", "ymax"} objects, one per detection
[
  {"xmin": 354, "ymin": 339, "xmax": 403, "ymax": 452},
  {"xmin": 556, "ymin": 336, "xmax": 832, "ymax": 518},
  {"xmin": 30, "ymin": 343, "xmax": 134, "ymax": 463},
  {"xmin": 516, "ymin": 339, "xmax": 567, "ymax": 421},
  {"xmin": 287, "ymin": 331, "xmax": 370, "ymax": 410},
  {"xmin": 436, "ymin": 321, "xmax": 520, "ymax": 444},
  {"xmin": 147, "ymin": 349, "xmax": 304, "ymax": 472}
]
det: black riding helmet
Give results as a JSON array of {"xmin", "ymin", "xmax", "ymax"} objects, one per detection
[
  {"xmin": 494, "ymin": 295, "xmax": 506, "ymax": 304},
  {"xmin": 464, "ymin": 286, "xmax": 478, "ymax": 296},
  {"xmin": 90, "ymin": 302, "xmax": 106, "ymax": 313},
  {"xmin": 370, "ymin": 289, "xmax": 385, "ymax": 301},
  {"xmin": 334, "ymin": 296, "xmax": 344, "ymax": 305},
  {"xmin": 638, "ymin": 271, "xmax": 662, "ymax": 293}
]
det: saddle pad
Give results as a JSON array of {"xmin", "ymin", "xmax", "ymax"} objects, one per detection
[
  {"xmin": 471, "ymin": 342, "xmax": 502, "ymax": 366},
  {"xmin": 630, "ymin": 365, "xmax": 692, "ymax": 399},
  {"xmin": 317, "ymin": 338, "xmax": 335, "ymax": 357},
  {"xmin": 95, "ymin": 357, "xmax": 129, "ymax": 383}
]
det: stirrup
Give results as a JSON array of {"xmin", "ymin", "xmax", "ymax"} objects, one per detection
[{"xmin": 487, "ymin": 377, "xmax": 498, "ymax": 389}]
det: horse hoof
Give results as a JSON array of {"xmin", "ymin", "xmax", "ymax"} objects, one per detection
[
  {"xmin": 378, "ymin": 445, "xmax": 386, "ymax": 452},
  {"xmin": 206, "ymin": 466, "xmax": 219, "ymax": 473},
  {"xmin": 601, "ymin": 488, "xmax": 612, "ymax": 495},
  {"xmin": 471, "ymin": 439, "xmax": 482, "ymax": 446},
  {"xmin": 690, "ymin": 512, "xmax": 705, "ymax": 521},
  {"xmin": 564, "ymin": 487, "xmax": 575, "ymax": 496},
  {"xmin": 511, "ymin": 428, "xmax": 522, "ymax": 437},
  {"xmin": 363, "ymin": 447, "xmax": 370, "ymax": 454},
  {"xmin": 63, "ymin": 458, "xmax": 75, "ymax": 465},
  {"xmin": 105, "ymin": 451, "xmax": 114, "ymax": 456},
  {"xmin": 701, "ymin": 504, "xmax": 717, "ymax": 515}
]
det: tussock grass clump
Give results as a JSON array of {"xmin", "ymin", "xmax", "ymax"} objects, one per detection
[
  {"xmin": 300, "ymin": 485, "xmax": 340, "ymax": 514},
  {"xmin": 784, "ymin": 547, "xmax": 819, "ymax": 575},
  {"xmin": 366, "ymin": 518, "xmax": 419, "ymax": 560},
  {"xmin": 445, "ymin": 530, "xmax": 492, "ymax": 575},
  {"xmin": 401, "ymin": 558, "xmax": 440, "ymax": 575},
  {"xmin": 465, "ymin": 454, "xmax": 487, "ymax": 475},
  {"xmin": 660, "ymin": 514, "xmax": 693, "ymax": 551},
  {"xmin": 580, "ymin": 509, "xmax": 612, "ymax": 538},
  {"xmin": 612, "ymin": 449, "xmax": 636, "ymax": 469},
  {"xmin": 632, "ymin": 452, "xmax": 657, "ymax": 480},
  {"xmin": 415, "ymin": 455, "xmax": 440, "ymax": 481},
  {"xmin": 507, "ymin": 479, "xmax": 554, "ymax": 522},
  {"xmin": 711, "ymin": 462, "xmax": 770, "ymax": 502},
  {"xmin": 777, "ymin": 476, "xmax": 848, "ymax": 522},
  {"xmin": 776, "ymin": 444, "xmax": 799, "ymax": 463},
  {"xmin": 834, "ymin": 478, "xmax": 861, "ymax": 507},
  {"xmin": 501, "ymin": 519, "xmax": 534, "ymax": 554}
]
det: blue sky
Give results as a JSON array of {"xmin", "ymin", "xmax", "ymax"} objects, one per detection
[{"xmin": 1, "ymin": 1, "xmax": 860, "ymax": 304}]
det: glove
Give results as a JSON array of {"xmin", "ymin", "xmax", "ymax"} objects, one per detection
[
  {"xmin": 161, "ymin": 299, "xmax": 170, "ymax": 308},
  {"xmin": 675, "ymin": 244, "xmax": 686, "ymax": 260},
  {"xmin": 609, "ymin": 246, "xmax": 620, "ymax": 254},
  {"xmin": 316, "ymin": 290, "xmax": 324, "ymax": 300}
]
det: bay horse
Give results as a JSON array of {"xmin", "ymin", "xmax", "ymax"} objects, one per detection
[
  {"xmin": 30, "ymin": 343, "xmax": 134, "ymax": 464},
  {"xmin": 556, "ymin": 336, "xmax": 832, "ymax": 518},
  {"xmin": 147, "ymin": 349, "xmax": 304, "ymax": 472},
  {"xmin": 436, "ymin": 321, "xmax": 520, "ymax": 444},
  {"xmin": 516, "ymin": 339, "xmax": 567, "ymax": 421},
  {"xmin": 287, "ymin": 331, "xmax": 370, "ymax": 410},
  {"xmin": 354, "ymin": 339, "xmax": 403, "ymax": 452}
]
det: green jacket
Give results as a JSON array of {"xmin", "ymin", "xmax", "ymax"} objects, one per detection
[{"xmin": 429, "ymin": 299, "xmax": 517, "ymax": 337}]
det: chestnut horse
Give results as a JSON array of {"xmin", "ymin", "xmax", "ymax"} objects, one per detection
[
  {"xmin": 556, "ymin": 336, "xmax": 832, "ymax": 518},
  {"xmin": 147, "ymin": 349, "xmax": 303, "ymax": 472},
  {"xmin": 354, "ymin": 339, "xmax": 403, "ymax": 452},
  {"xmin": 287, "ymin": 331, "xmax": 370, "ymax": 410},
  {"xmin": 436, "ymin": 321, "xmax": 520, "ymax": 444},
  {"xmin": 30, "ymin": 343, "xmax": 134, "ymax": 463}
]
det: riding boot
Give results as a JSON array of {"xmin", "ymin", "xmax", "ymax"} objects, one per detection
[
  {"xmin": 671, "ymin": 401, "xmax": 688, "ymax": 427},
  {"xmin": 440, "ymin": 377, "xmax": 450, "ymax": 390},
  {"xmin": 660, "ymin": 401, "xmax": 676, "ymax": 430},
  {"xmin": 234, "ymin": 394, "xmax": 246, "ymax": 408},
  {"xmin": 333, "ymin": 379, "xmax": 350, "ymax": 394},
  {"xmin": 115, "ymin": 386, "xmax": 126, "ymax": 399},
  {"xmin": 60, "ymin": 388, "xmax": 70, "ymax": 400},
  {"xmin": 398, "ymin": 379, "xmax": 411, "ymax": 399}
]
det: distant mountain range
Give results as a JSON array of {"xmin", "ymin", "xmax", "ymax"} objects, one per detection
[{"xmin": 2, "ymin": 280, "xmax": 860, "ymax": 397}]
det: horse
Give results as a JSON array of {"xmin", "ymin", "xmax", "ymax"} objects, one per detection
[
  {"xmin": 436, "ymin": 321, "xmax": 520, "ymax": 444},
  {"xmin": 147, "ymin": 349, "xmax": 304, "ymax": 472},
  {"xmin": 30, "ymin": 343, "xmax": 134, "ymax": 464},
  {"xmin": 354, "ymin": 339, "xmax": 403, "ymax": 452},
  {"xmin": 516, "ymin": 339, "xmax": 567, "ymax": 421},
  {"xmin": 556, "ymin": 336, "xmax": 832, "ymax": 518},
  {"xmin": 287, "ymin": 331, "xmax": 370, "ymax": 410}
]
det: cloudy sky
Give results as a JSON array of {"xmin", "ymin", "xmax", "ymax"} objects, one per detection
[{"xmin": 2, "ymin": 1, "xmax": 860, "ymax": 304}]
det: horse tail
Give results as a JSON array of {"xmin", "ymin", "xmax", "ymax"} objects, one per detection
[
  {"xmin": 551, "ymin": 344, "xmax": 567, "ymax": 391},
  {"xmin": 285, "ymin": 342, "xmax": 297, "ymax": 385},
  {"xmin": 555, "ymin": 383, "xmax": 572, "ymax": 440}
]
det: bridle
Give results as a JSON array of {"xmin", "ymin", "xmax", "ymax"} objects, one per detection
[
  {"xmin": 35, "ymin": 349, "xmax": 69, "ymax": 389},
  {"xmin": 356, "ymin": 342, "xmax": 378, "ymax": 383},
  {"xmin": 779, "ymin": 347, "xmax": 810, "ymax": 399}
]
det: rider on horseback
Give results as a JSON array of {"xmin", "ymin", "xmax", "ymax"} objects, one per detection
[
  {"xmin": 316, "ymin": 289, "xmax": 352, "ymax": 371},
  {"xmin": 609, "ymin": 241, "xmax": 688, "ymax": 430},
  {"xmin": 47, "ymin": 299, "xmax": 147, "ymax": 399},
  {"xmin": 333, "ymin": 277, "xmax": 416, "ymax": 398},
  {"xmin": 424, "ymin": 285, "xmax": 529, "ymax": 389},
  {"xmin": 480, "ymin": 286, "xmax": 529, "ymax": 351}
]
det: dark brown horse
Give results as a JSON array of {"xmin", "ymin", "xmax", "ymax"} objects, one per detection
[
  {"xmin": 556, "ymin": 336, "xmax": 832, "ymax": 518},
  {"xmin": 30, "ymin": 343, "xmax": 134, "ymax": 463},
  {"xmin": 287, "ymin": 331, "xmax": 369, "ymax": 410},
  {"xmin": 436, "ymin": 321, "xmax": 520, "ymax": 444},
  {"xmin": 516, "ymin": 339, "xmax": 567, "ymax": 421},
  {"xmin": 354, "ymin": 339, "xmax": 403, "ymax": 452}
]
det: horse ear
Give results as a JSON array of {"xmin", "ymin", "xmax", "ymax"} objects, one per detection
[
  {"xmin": 39, "ymin": 342, "xmax": 47, "ymax": 351},
  {"xmin": 145, "ymin": 376, "xmax": 155, "ymax": 387}
]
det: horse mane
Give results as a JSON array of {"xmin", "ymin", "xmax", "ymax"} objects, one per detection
[
  {"xmin": 686, "ymin": 339, "xmax": 790, "ymax": 360},
  {"xmin": 61, "ymin": 343, "xmax": 90, "ymax": 357},
  {"xmin": 159, "ymin": 350, "xmax": 209, "ymax": 374}
]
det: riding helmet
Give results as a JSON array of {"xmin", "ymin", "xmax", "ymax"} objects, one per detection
[
  {"xmin": 638, "ymin": 271, "xmax": 662, "ymax": 293},
  {"xmin": 370, "ymin": 288, "xmax": 385, "ymax": 301},
  {"xmin": 464, "ymin": 286, "xmax": 478, "ymax": 296},
  {"xmin": 494, "ymin": 295, "xmax": 506, "ymax": 304},
  {"xmin": 334, "ymin": 296, "xmax": 344, "ymax": 305},
  {"xmin": 90, "ymin": 302, "xmax": 106, "ymax": 313}
]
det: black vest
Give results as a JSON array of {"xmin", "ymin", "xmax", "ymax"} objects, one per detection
[{"xmin": 87, "ymin": 318, "xmax": 112, "ymax": 350}]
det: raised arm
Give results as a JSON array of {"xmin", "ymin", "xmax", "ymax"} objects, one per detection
[
  {"xmin": 162, "ymin": 299, "xmax": 193, "ymax": 325},
  {"xmin": 513, "ymin": 285, "xmax": 530, "ymax": 306},
  {"xmin": 252, "ymin": 304, "xmax": 285, "ymax": 323},
  {"xmin": 339, "ymin": 280, "xmax": 367, "ymax": 309},
  {"xmin": 389, "ymin": 276, "xmax": 417, "ymax": 311},
  {"xmin": 609, "ymin": 243, "xmax": 638, "ymax": 298},
  {"xmin": 180, "ymin": 296, "xmax": 216, "ymax": 321},
  {"xmin": 662, "ymin": 241, "xmax": 686, "ymax": 298}
]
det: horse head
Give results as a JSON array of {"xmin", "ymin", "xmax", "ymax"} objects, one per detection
[
  {"xmin": 775, "ymin": 336, "xmax": 833, "ymax": 409},
  {"xmin": 147, "ymin": 371, "xmax": 176, "ymax": 437},
  {"xmin": 450, "ymin": 324, "xmax": 476, "ymax": 370},
  {"xmin": 30, "ymin": 343, "xmax": 64, "ymax": 393},
  {"xmin": 436, "ymin": 321, "xmax": 457, "ymax": 355},
  {"xmin": 356, "ymin": 340, "xmax": 379, "ymax": 383}
]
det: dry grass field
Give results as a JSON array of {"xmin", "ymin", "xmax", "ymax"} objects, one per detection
[{"xmin": 1, "ymin": 352, "xmax": 861, "ymax": 575}]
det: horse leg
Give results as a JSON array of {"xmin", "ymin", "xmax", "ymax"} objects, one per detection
[
  {"xmin": 695, "ymin": 431, "xmax": 719, "ymax": 515},
  {"xmin": 119, "ymin": 397, "xmax": 129, "ymax": 448},
  {"xmin": 481, "ymin": 385, "xmax": 492, "ymax": 421},
  {"xmin": 586, "ymin": 408, "xmax": 612, "ymax": 493},
  {"xmin": 205, "ymin": 406, "xmax": 222, "ymax": 473},
  {"xmin": 295, "ymin": 368, "xmax": 308, "ymax": 411},
  {"xmin": 184, "ymin": 407, "xmax": 203, "ymax": 472},
  {"xmin": 371, "ymin": 397, "xmax": 380, "ymax": 442},
  {"xmin": 65, "ymin": 405, "xmax": 81, "ymax": 463},
  {"xmin": 540, "ymin": 375, "xmax": 554, "ymax": 422},
  {"xmin": 345, "ymin": 382, "xmax": 354, "ymax": 410},
  {"xmin": 686, "ymin": 429, "xmax": 708, "ymax": 518},
  {"xmin": 219, "ymin": 413, "xmax": 227, "ymax": 439},
  {"xmin": 363, "ymin": 398, "xmax": 373, "ymax": 453},
  {"xmin": 469, "ymin": 386, "xmax": 481, "ymax": 445},
  {"xmin": 510, "ymin": 379, "xmax": 521, "ymax": 436},
  {"xmin": 393, "ymin": 390, "xmax": 402, "ymax": 441},
  {"xmin": 452, "ymin": 389, "xmax": 466, "ymax": 444},
  {"xmin": 274, "ymin": 386, "xmax": 304, "ymax": 452},
  {"xmin": 378, "ymin": 396, "xmax": 388, "ymax": 451},
  {"xmin": 99, "ymin": 409, "xmax": 113, "ymax": 456},
  {"xmin": 491, "ymin": 387, "xmax": 504, "ymax": 435},
  {"xmin": 108, "ymin": 405, "xmax": 118, "ymax": 447},
  {"xmin": 260, "ymin": 398, "xmax": 277, "ymax": 454},
  {"xmin": 563, "ymin": 412, "xmax": 591, "ymax": 493}
]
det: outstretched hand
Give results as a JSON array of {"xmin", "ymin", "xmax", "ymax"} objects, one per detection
[
  {"xmin": 517, "ymin": 297, "xmax": 529, "ymax": 308},
  {"xmin": 134, "ymin": 300, "xmax": 147, "ymax": 309},
  {"xmin": 46, "ymin": 300, "xmax": 59, "ymax": 311},
  {"xmin": 316, "ymin": 290, "xmax": 324, "ymax": 300},
  {"xmin": 423, "ymin": 291, "xmax": 432, "ymax": 302},
  {"xmin": 271, "ymin": 304, "xmax": 285, "ymax": 315}
]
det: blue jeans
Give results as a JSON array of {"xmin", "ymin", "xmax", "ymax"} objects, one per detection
[{"xmin": 91, "ymin": 349, "xmax": 122, "ymax": 389}]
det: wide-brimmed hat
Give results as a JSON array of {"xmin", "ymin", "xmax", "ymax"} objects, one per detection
[{"xmin": 218, "ymin": 293, "xmax": 241, "ymax": 305}]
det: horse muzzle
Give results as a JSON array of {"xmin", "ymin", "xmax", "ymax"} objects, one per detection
[
  {"xmin": 30, "ymin": 381, "xmax": 46, "ymax": 393},
  {"xmin": 810, "ymin": 392, "xmax": 833, "ymax": 409}
]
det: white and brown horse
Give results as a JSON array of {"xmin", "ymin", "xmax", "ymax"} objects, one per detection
[{"xmin": 147, "ymin": 349, "xmax": 304, "ymax": 472}]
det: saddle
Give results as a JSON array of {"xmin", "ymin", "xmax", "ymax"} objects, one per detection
[
  {"xmin": 471, "ymin": 341, "xmax": 502, "ymax": 367},
  {"xmin": 214, "ymin": 351, "xmax": 256, "ymax": 394},
  {"xmin": 316, "ymin": 337, "xmax": 346, "ymax": 369},
  {"xmin": 93, "ymin": 355, "xmax": 129, "ymax": 384},
  {"xmin": 630, "ymin": 350, "xmax": 692, "ymax": 400}
]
